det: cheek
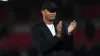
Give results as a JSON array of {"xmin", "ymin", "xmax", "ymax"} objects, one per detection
[{"xmin": 46, "ymin": 13, "xmax": 51, "ymax": 17}]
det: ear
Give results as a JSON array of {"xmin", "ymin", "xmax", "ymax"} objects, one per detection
[{"xmin": 41, "ymin": 10, "xmax": 44, "ymax": 15}]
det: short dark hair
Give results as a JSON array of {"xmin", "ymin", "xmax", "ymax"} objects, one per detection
[{"xmin": 41, "ymin": 1, "xmax": 57, "ymax": 12}]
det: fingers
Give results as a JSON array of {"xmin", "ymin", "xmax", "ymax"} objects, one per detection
[
  {"xmin": 72, "ymin": 20, "xmax": 75, "ymax": 24},
  {"xmin": 56, "ymin": 21, "xmax": 62, "ymax": 37},
  {"xmin": 70, "ymin": 21, "xmax": 74, "ymax": 26},
  {"xmin": 58, "ymin": 21, "xmax": 62, "ymax": 26},
  {"xmin": 73, "ymin": 20, "xmax": 77, "ymax": 28},
  {"xmin": 73, "ymin": 20, "xmax": 75, "ymax": 23},
  {"xmin": 59, "ymin": 21, "xmax": 62, "ymax": 24},
  {"xmin": 57, "ymin": 21, "xmax": 62, "ymax": 30},
  {"xmin": 71, "ymin": 20, "xmax": 76, "ymax": 25},
  {"xmin": 69, "ymin": 20, "xmax": 77, "ymax": 28}
]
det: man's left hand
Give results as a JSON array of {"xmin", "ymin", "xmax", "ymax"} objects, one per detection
[{"xmin": 67, "ymin": 20, "xmax": 77, "ymax": 35}]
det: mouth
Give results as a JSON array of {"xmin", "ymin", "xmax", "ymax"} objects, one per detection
[
  {"xmin": 51, "ymin": 16, "xmax": 55, "ymax": 19},
  {"xmin": 51, "ymin": 15, "xmax": 56, "ymax": 17}
]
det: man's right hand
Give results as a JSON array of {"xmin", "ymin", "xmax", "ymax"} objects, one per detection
[{"xmin": 56, "ymin": 21, "xmax": 62, "ymax": 38}]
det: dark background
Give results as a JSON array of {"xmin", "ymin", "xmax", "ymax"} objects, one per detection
[{"xmin": 0, "ymin": 0, "xmax": 100, "ymax": 56}]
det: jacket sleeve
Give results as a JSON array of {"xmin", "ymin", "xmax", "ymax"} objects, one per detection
[
  {"xmin": 62, "ymin": 24, "xmax": 75, "ymax": 52},
  {"xmin": 31, "ymin": 26, "xmax": 59, "ymax": 54}
]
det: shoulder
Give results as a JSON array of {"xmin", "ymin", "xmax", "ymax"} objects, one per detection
[{"xmin": 31, "ymin": 22, "xmax": 43, "ymax": 30}]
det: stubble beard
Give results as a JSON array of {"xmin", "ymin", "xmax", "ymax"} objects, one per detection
[{"xmin": 49, "ymin": 16, "xmax": 56, "ymax": 22}]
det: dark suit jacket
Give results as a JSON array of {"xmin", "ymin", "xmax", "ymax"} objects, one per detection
[{"xmin": 31, "ymin": 21, "xmax": 74, "ymax": 56}]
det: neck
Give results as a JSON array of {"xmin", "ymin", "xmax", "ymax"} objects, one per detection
[{"xmin": 43, "ymin": 16, "xmax": 53, "ymax": 24}]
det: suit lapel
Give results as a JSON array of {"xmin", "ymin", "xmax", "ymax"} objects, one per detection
[{"xmin": 40, "ymin": 21, "xmax": 55, "ymax": 41}]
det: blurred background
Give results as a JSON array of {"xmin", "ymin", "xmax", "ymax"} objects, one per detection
[{"xmin": 0, "ymin": 0, "xmax": 99, "ymax": 56}]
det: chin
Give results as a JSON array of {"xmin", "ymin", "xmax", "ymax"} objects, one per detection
[{"xmin": 49, "ymin": 19, "xmax": 55, "ymax": 22}]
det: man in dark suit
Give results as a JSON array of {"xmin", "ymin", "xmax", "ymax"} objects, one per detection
[{"xmin": 31, "ymin": 1, "xmax": 77, "ymax": 56}]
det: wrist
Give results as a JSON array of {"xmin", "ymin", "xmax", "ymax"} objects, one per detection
[
  {"xmin": 68, "ymin": 32, "xmax": 72, "ymax": 35},
  {"xmin": 67, "ymin": 29, "xmax": 72, "ymax": 35},
  {"xmin": 56, "ymin": 33, "xmax": 61, "ymax": 38}
]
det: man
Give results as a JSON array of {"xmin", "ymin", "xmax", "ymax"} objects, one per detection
[{"xmin": 31, "ymin": 1, "xmax": 77, "ymax": 56}]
